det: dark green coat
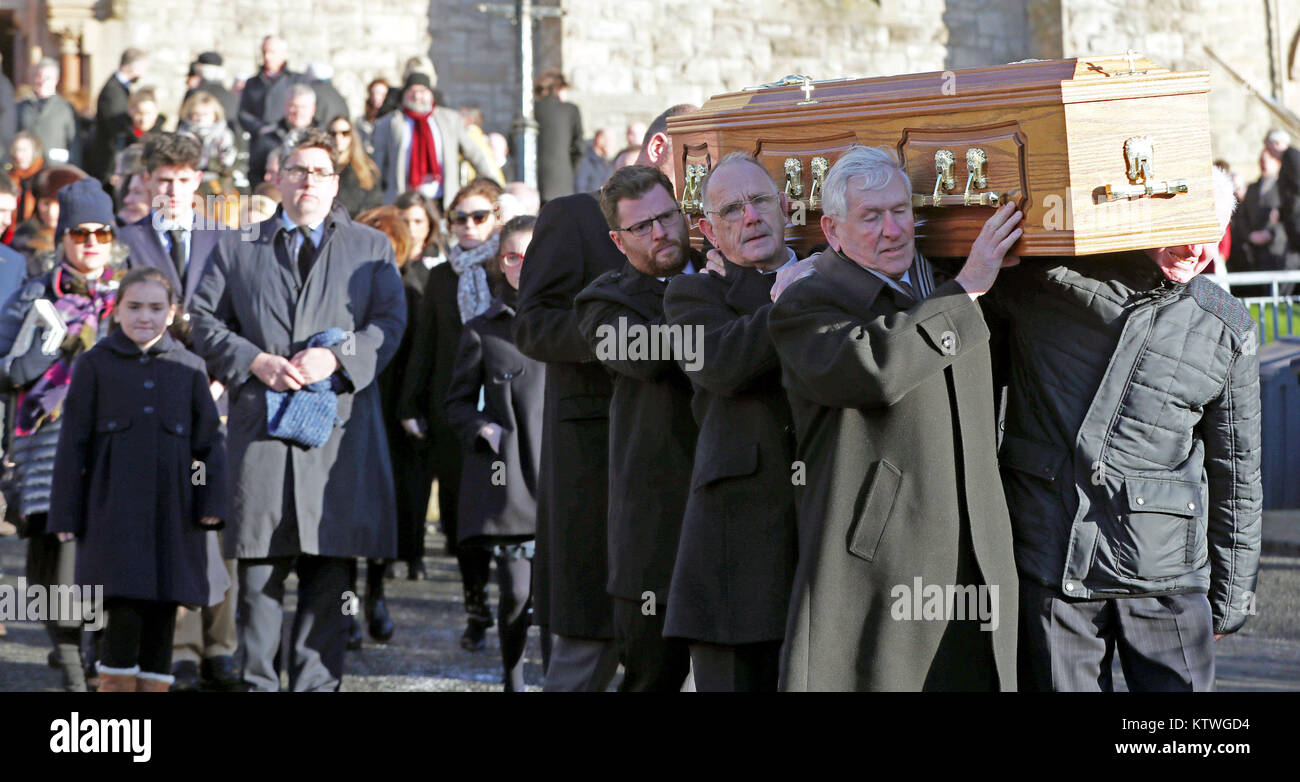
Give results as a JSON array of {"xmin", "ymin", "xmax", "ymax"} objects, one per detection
[
  {"xmin": 768, "ymin": 248, "xmax": 1018, "ymax": 691},
  {"xmin": 661, "ymin": 259, "xmax": 797, "ymax": 644}
]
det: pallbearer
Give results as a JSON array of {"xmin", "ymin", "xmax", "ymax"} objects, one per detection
[
  {"xmin": 661, "ymin": 153, "xmax": 799, "ymax": 691},
  {"xmin": 575, "ymin": 165, "xmax": 702, "ymax": 691},
  {"xmin": 769, "ymin": 145, "xmax": 1021, "ymax": 691}
]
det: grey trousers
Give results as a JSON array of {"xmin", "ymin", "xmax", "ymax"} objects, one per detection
[
  {"xmin": 174, "ymin": 557, "xmax": 238, "ymax": 664},
  {"xmin": 688, "ymin": 640, "xmax": 781, "ymax": 692},
  {"xmin": 542, "ymin": 634, "xmax": 619, "ymax": 692},
  {"xmin": 1018, "ymin": 579, "xmax": 1216, "ymax": 692},
  {"xmin": 237, "ymin": 555, "xmax": 350, "ymax": 692}
]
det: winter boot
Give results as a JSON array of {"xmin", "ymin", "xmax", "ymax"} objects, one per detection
[
  {"xmin": 95, "ymin": 664, "xmax": 139, "ymax": 692},
  {"xmin": 460, "ymin": 586, "xmax": 493, "ymax": 652},
  {"xmin": 135, "ymin": 671, "xmax": 174, "ymax": 692}
]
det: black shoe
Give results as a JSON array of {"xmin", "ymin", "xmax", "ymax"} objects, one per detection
[
  {"xmin": 460, "ymin": 617, "xmax": 489, "ymax": 652},
  {"xmin": 171, "ymin": 660, "xmax": 201, "ymax": 692},
  {"xmin": 406, "ymin": 560, "xmax": 426, "ymax": 581},
  {"xmin": 199, "ymin": 656, "xmax": 245, "ymax": 691},
  {"xmin": 346, "ymin": 616, "xmax": 364, "ymax": 651},
  {"xmin": 367, "ymin": 598, "xmax": 395, "ymax": 642}
]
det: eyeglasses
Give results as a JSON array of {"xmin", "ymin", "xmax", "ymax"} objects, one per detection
[
  {"xmin": 502, "ymin": 252, "xmax": 525, "ymax": 267},
  {"xmin": 615, "ymin": 208, "xmax": 683, "ymax": 238},
  {"xmin": 707, "ymin": 193, "xmax": 780, "ymax": 222},
  {"xmin": 283, "ymin": 166, "xmax": 339, "ymax": 183},
  {"xmin": 67, "ymin": 227, "xmax": 114, "ymax": 244},
  {"xmin": 452, "ymin": 210, "xmax": 493, "ymax": 226},
  {"xmin": 330, "ymin": 128, "xmax": 352, "ymax": 138}
]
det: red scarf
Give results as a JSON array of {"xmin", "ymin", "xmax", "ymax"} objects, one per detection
[{"xmin": 402, "ymin": 107, "xmax": 442, "ymax": 191}]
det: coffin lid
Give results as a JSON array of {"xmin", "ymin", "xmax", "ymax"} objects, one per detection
[{"xmin": 667, "ymin": 54, "xmax": 1210, "ymax": 133}]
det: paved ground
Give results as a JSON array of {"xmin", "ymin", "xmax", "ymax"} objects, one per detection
[{"xmin": 2, "ymin": 529, "xmax": 1298, "ymax": 692}]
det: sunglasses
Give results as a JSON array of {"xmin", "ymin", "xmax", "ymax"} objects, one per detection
[
  {"xmin": 67, "ymin": 227, "xmax": 114, "ymax": 244},
  {"xmin": 502, "ymin": 252, "xmax": 525, "ymax": 267},
  {"xmin": 452, "ymin": 210, "xmax": 493, "ymax": 226}
]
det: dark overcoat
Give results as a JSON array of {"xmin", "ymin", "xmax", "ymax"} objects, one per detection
[
  {"xmin": 444, "ymin": 296, "xmax": 545, "ymax": 543},
  {"xmin": 662, "ymin": 259, "xmax": 797, "ymax": 645},
  {"xmin": 46, "ymin": 329, "xmax": 227, "ymax": 606},
  {"xmin": 768, "ymin": 248, "xmax": 1018, "ymax": 691},
  {"xmin": 512, "ymin": 191, "xmax": 620, "ymax": 638},
  {"xmin": 575, "ymin": 260, "xmax": 699, "ymax": 606},
  {"xmin": 188, "ymin": 207, "xmax": 406, "ymax": 560},
  {"xmin": 533, "ymin": 95, "xmax": 583, "ymax": 203},
  {"xmin": 237, "ymin": 68, "xmax": 302, "ymax": 137}
]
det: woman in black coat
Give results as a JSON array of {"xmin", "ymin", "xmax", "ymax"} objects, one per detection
[
  {"xmin": 0, "ymin": 179, "xmax": 124, "ymax": 690},
  {"xmin": 445, "ymin": 216, "xmax": 544, "ymax": 690},
  {"xmin": 48, "ymin": 267, "xmax": 227, "ymax": 692}
]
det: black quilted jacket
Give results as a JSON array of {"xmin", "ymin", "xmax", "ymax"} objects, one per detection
[{"xmin": 984, "ymin": 252, "xmax": 1262, "ymax": 635}]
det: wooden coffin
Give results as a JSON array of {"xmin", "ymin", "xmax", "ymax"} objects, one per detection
[{"xmin": 667, "ymin": 54, "xmax": 1220, "ymax": 257}]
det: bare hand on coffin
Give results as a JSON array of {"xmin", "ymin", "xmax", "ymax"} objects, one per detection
[{"xmin": 956, "ymin": 202, "xmax": 1022, "ymax": 300}]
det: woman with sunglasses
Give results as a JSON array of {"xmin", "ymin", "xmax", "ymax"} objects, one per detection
[
  {"xmin": 398, "ymin": 177, "xmax": 504, "ymax": 651},
  {"xmin": 445, "ymin": 215, "xmax": 543, "ymax": 688},
  {"xmin": 0, "ymin": 179, "xmax": 129, "ymax": 690},
  {"xmin": 328, "ymin": 115, "xmax": 383, "ymax": 217}
]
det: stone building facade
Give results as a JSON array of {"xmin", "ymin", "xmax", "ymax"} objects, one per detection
[{"xmin": 1, "ymin": 0, "xmax": 1296, "ymax": 177}]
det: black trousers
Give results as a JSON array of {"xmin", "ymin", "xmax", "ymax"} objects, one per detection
[
  {"xmin": 24, "ymin": 527, "xmax": 81, "ymax": 648},
  {"xmin": 237, "ymin": 555, "xmax": 351, "ymax": 692},
  {"xmin": 613, "ymin": 597, "xmax": 690, "ymax": 692},
  {"xmin": 1018, "ymin": 579, "xmax": 1216, "ymax": 692},
  {"xmin": 101, "ymin": 598, "xmax": 178, "ymax": 674},
  {"xmin": 688, "ymin": 640, "xmax": 781, "ymax": 692}
]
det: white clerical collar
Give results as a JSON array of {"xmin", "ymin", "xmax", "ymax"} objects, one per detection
[{"xmin": 758, "ymin": 247, "xmax": 799, "ymax": 274}]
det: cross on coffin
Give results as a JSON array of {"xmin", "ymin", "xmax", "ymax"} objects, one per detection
[
  {"xmin": 799, "ymin": 78, "xmax": 816, "ymax": 104},
  {"xmin": 1124, "ymin": 50, "xmax": 1142, "ymax": 74}
]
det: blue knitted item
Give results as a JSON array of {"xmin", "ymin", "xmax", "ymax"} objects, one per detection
[{"xmin": 265, "ymin": 328, "xmax": 347, "ymax": 448}]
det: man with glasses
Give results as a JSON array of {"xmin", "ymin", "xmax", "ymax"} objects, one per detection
[
  {"xmin": 574, "ymin": 164, "xmax": 700, "ymax": 691},
  {"xmin": 768, "ymin": 145, "xmax": 1021, "ymax": 691},
  {"xmin": 661, "ymin": 152, "xmax": 800, "ymax": 691},
  {"xmin": 190, "ymin": 127, "xmax": 406, "ymax": 692}
]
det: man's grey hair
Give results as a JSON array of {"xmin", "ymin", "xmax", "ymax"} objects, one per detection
[
  {"xmin": 34, "ymin": 57, "xmax": 59, "ymax": 74},
  {"xmin": 1212, "ymin": 164, "xmax": 1238, "ymax": 229},
  {"xmin": 287, "ymin": 83, "xmax": 317, "ymax": 104},
  {"xmin": 1265, "ymin": 128, "xmax": 1290, "ymax": 148},
  {"xmin": 700, "ymin": 152, "xmax": 779, "ymax": 214},
  {"xmin": 821, "ymin": 145, "xmax": 912, "ymax": 219}
]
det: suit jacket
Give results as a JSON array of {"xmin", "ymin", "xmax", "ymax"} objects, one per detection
[
  {"xmin": 119, "ymin": 213, "xmax": 222, "ymax": 307},
  {"xmin": 248, "ymin": 120, "xmax": 295, "ymax": 187},
  {"xmin": 768, "ymin": 248, "xmax": 1018, "ymax": 691},
  {"xmin": 188, "ymin": 206, "xmax": 406, "ymax": 560},
  {"xmin": 87, "ymin": 74, "xmax": 131, "ymax": 181},
  {"xmin": 575, "ymin": 259, "xmax": 700, "ymax": 606},
  {"xmin": 661, "ymin": 259, "xmax": 798, "ymax": 645},
  {"xmin": 511, "ymin": 191, "xmax": 621, "ymax": 638},
  {"xmin": 16, "ymin": 96, "xmax": 78, "ymax": 162},
  {"xmin": 371, "ymin": 106, "xmax": 503, "ymax": 210}
]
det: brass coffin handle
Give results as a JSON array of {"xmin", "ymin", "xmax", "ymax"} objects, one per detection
[
  {"xmin": 1099, "ymin": 136, "xmax": 1186, "ymax": 201},
  {"xmin": 808, "ymin": 156, "xmax": 828, "ymax": 209},
  {"xmin": 784, "ymin": 158, "xmax": 804, "ymax": 199},
  {"xmin": 913, "ymin": 148, "xmax": 1004, "ymax": 207},
  {"xmin": 681, "ymin": 163, "xmax": 706, "ymax": 214}
]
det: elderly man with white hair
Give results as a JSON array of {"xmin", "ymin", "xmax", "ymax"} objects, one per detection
[
  {"xmin": 768, "ymin": 145, "xmax": 1023, "ymax": 691},
  {"xmin": 982, "ymin": 164, "xmax": 1260, "ymax": 692}
]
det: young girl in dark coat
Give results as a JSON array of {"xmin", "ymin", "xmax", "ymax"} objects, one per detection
[
  {"xmin": 445, "ymin": 215, "xmax": 545, "ymax": 690},
  {"xmin": 48, "ymin": 266, "xmax": 227, "ymax": 692}
]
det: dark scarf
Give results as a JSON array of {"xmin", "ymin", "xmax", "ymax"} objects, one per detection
[
  {"xmin": 402, "ymin": 106, "xmax": 442, "ymax": 191},
  {"xmin": 14, "ymin": 262, "xmax": 121, "ymax": 435}
]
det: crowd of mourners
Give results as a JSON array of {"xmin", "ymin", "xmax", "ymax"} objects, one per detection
[{"xmin": 0, "ymin": 34, "xmax": 1280, "ymax": 693}]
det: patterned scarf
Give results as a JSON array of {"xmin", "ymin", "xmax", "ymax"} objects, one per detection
[
  {"xmin": 449, "ymin": 235, "xmax": 499, "ymax": 323},
  {"xmin": 14, "ymin": 263, "xmax": 122, "ymax": 435}
]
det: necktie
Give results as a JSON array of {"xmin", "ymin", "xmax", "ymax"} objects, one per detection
[
  {"xmin": 297, "ymin": 226, "xmax": 316, "ymax": 282},
  {"xmin": 167, "ymin": 229, "xmax": 187, "ymax": 281},
  {"xmin": 896, "ymin": 277, "xmax": 918, "ymax": 301}
]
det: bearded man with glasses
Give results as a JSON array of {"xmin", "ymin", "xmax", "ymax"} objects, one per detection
[{"xmin": 190, "ymin": 127, "xmax": 407, "ymax": 692}]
